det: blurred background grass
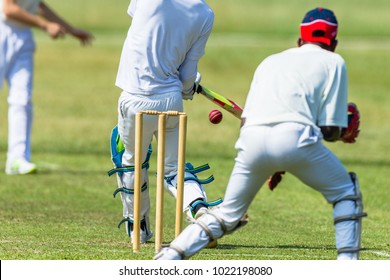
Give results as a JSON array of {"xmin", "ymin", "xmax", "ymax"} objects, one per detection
[{"xmin": 0, "ymin": 0, "xmax": 389, "ymax": 260}]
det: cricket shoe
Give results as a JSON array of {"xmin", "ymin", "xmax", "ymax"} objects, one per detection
[
  {"xmin": 154, "ymin": 247, "xmax": 182, "ymax": 260},
  {"xmin": 5, "ymin": 159, "xmax": 37, "ymax": 175},
  {"xmin": 129, "ymin": 219, "xmax": 153, "ymax": 244},
  {"xmin": 337, "ymin": 252, "xmax": 358, "ymax": 260}
]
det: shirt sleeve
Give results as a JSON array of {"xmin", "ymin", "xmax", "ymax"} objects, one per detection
[
  {"xmin": 127, "ymin": 0, "xmax": 137, "ymax": 17},
  {"xmin": 186, "ymin": 15, "xmax": 213, "ymax": 61},
  {"xmin": 318, "ymin": 57, "xmax": 348, "ymax": 128},
  {"xmin": 179, "ymin": 15, "xmax": 214, "ymax": 93},
  {"xmin": 179, "ymin": 60, "xmax": 198, "ymax": 94}
]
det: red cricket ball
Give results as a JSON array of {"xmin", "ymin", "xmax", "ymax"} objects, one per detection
[{"xmin": 209, "ymin": 109, "xmax": 223, "ymax": 124}]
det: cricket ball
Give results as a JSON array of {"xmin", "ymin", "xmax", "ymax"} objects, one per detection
[{"xmin": 209, "ymin": 109, "xmax": 223, "ymax": 124}]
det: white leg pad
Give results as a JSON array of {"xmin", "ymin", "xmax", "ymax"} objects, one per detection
[
  {"xmin": 334, "ymin": 172, "xmax": 367, "ymax": 260},
  {"xmin": 171, "ymin": 208, "xmax": 249, "ymax": 258},
  {"xmin": 120, "ymin": 169, "xmax": 150, "ymax": 219},
  {"xmin": 164, "ymin": 171, "xmax": 207, "ymax": 212}
]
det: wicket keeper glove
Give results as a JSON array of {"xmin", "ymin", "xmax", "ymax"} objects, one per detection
[
  {"xmin": 268, "ymin": 171, "xmax": 285, "ymax": 191},
  {"xmin": 182, "ymin": 72, "xmax": 201, "ymax": 100},
  {"xmin": 341, "ymin": 102, "xmax": 360, "ymax": 143}
]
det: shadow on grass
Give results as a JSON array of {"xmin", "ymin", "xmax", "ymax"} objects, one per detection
[
  {"xmin": 34, "ymin": 169, "xmax": 108, "ymax": 176},
  {"xmin": 212, "ymin": 243, "xmax": 379, "ymax": 258},
  {"xmin": 341, "ymin": 158, "xmax": 390, "ymax": 167},
  {"xmin": 215, "ymin": 243, "xmax": 335, "ymax": 251}
]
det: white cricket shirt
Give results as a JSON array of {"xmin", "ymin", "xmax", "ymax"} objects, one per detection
[
  {"xmin": 115, "ymin": 0, "xmax": 214, "ymax": 95},
  {"xmin": 242, "ymin": 44, "xmax": 348, "ymax": 131}
]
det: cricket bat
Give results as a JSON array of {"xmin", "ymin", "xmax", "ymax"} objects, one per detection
[{"xmin": 198, "ymin": 85, "xmax": 243, "ymax": 119}]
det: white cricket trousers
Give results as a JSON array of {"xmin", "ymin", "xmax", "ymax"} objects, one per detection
[
  {"xmin": 170, "ymin": 123, "xmax": 358, "ymax": 257},
  {"xmin": 0, "ymin": 22, "xmax": 35, "ymax": 163}
]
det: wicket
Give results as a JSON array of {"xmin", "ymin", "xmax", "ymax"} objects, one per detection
[{"xmin": 133, "ymin": 110, "xmax": 187, "ymax": 253}]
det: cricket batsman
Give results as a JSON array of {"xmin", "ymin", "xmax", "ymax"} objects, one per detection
[{"xmin": 110, "ymin": 0, "xmax": 221, "ymax": 245}]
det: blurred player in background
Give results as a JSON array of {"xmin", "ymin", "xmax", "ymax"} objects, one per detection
[
  {"xmin": 154, "ymin": 7, "xmax": 366, "ymax": 260},
  {"xmin": 0, "ymin": 0, "xmax": 94, "ymax": 175},
  {"xmin": 113, "ymin": 0, "xmax": 218, "ymax": 244}
]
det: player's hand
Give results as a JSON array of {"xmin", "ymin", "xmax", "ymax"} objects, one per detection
[
  {"xmin": 182, "ymin": 72, "xmax": 202, "ymax": 100},
  {"xmin": 342, "ymin": 102, "xmax": 360, "ymax": 143},
  {"xmin": 268, "ymin": 171, "xmax": 285, "ymax": 191},
  {"xmin": 69, "ymin": 28, "xmax": 94, "ymax": 46},
  {"xmin": 45, "ymin": 22, "xmax": 65, "ymax": 39}
]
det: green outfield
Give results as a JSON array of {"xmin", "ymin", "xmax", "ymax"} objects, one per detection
[{"xmin": 0, "ymin": 0, "xmax": 389, "ymax": 260}]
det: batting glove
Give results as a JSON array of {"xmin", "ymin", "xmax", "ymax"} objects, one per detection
[
  {"xmin": 193, "ymin": 72, "xmax": 202, "ymax": 93},
  {"xmin": 182, "ymin": 72, "xmax": 202, "ymax": 100}
]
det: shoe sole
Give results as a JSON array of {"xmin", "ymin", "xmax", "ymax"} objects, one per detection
[{"xmin": 6, "ymin": 168, "xmax": 37, "ymax": 175}]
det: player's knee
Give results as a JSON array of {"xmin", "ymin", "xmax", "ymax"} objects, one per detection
[{"xmin": 195, "ymin": 208, "xmax": 249, "ymax": 242}]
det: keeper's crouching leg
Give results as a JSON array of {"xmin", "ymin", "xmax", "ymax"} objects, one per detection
[
  {"xmin": 154, "ymin": 207, "xmax": 248, "ymax": 260},
  {"xmin": 334, "ymin": 172, "xmax": 367, "ymax": 260}
]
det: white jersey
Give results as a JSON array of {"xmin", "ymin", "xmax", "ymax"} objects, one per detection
[
  {"xmin": 242, "ymin": 44, "xmax": 348, "ymax": 132},
  {"xmin": 115, "ymin": 0, "xmax": 214, "ymax": 95},
  {"xmin": 0, "ymin": 0, "xmax": 41, "ymax": 27}
]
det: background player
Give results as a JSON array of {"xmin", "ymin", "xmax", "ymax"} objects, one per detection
[
  {"xmin": 0, "ymin": 0, "xmax": 94, "ymax": 175},
  {"xmin": 114, "ymin": 0, "xmax": 217, "ymax": 243},
  {"xmin": 154, "ymin": 7, "xmax": 366, "ymax": 260}
]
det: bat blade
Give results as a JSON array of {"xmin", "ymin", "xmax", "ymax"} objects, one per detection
[{"xmin": 198, "ymin": 85, "xmax": 243, "ymax": 119}]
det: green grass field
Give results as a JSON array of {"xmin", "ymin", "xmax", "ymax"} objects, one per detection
[{"xmin": 1, "ymin": 0, "xmax": 389, "ymax": 260}]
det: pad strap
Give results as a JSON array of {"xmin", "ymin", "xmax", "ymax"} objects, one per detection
[
  {"xmin": 189, "ymin": 198, "xmax": 223, "ymax": 218},
  {"xmin": 203, "ymin": 210, "xmax": 228, "ymax": 234},
  {"xmin": 186, "ymin": 163, "xmax": 211, "ymax": 174},
  {"xmin": 334, "ymin": 213, "xmax": 368, "ymax": 225},
  {"xmin": 107, "ymin": 147, "xmax": 152, "ymax": 176},
  {"xmin": 337, "ymin": 247, "xmax": 364, "ymax": 254},
  {"xmin": 117, "ymin": 217, "xmax": 132, "ymax": 230},
  {"xmin": 169, "ymin": 244, "xmax": 187, "ymax": 260},
  {"xmin": 193, "ymin": 218, "xmax": 216, "ymax": 242},
  {"xmin": 332, "ymin": 195, "xmax": 360, "ymax": 206},
  {"xmin": 113, "ymin": 182, "xmax": 148, "ymax": 198},
  {"xmin": 107, "ymin": 162, "xmax": 150, "ymax": 177},
  {"xmin": 165, "ymin": 162, "xmax": 215, "ymax": 185},
  {"xmin": 117, "ymin": 217, "xmax": 148, "ymax": 233}
]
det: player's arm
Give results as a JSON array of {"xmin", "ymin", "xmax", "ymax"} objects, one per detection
[
  {"xmin": 180, "ymin": 14, "xmax": 213, "ymax": 100},
  {"xmin": 3, "ymin": 0, "xmax": 49, "ymax": 29},
  {"xmin": 321, "ymin": 103, "xmax": 360, "ymax": 143},
  {"xmin": 320, "ymin": 126, "xmax": 343, "ymax": 142},
  {"xmin": 179, "ymin": 59, "xmax": 199, "ymax": 100},
  {"xmin": 38, "ymin": 2, "xmax": 94, "ymax": 45}
]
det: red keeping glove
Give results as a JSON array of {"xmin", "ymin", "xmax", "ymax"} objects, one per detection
[
  {"xmin": 268, "ymin": 171, "xmax": 285, "ymax": 191},
  {"xmin": 342, "ymin": 102, "xmax": 360, "ymax": 143}
]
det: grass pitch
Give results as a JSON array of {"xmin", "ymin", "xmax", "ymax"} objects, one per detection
[{"xmin": 0, "ymin": 0, "xmax": 389, "ymax": 260}]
